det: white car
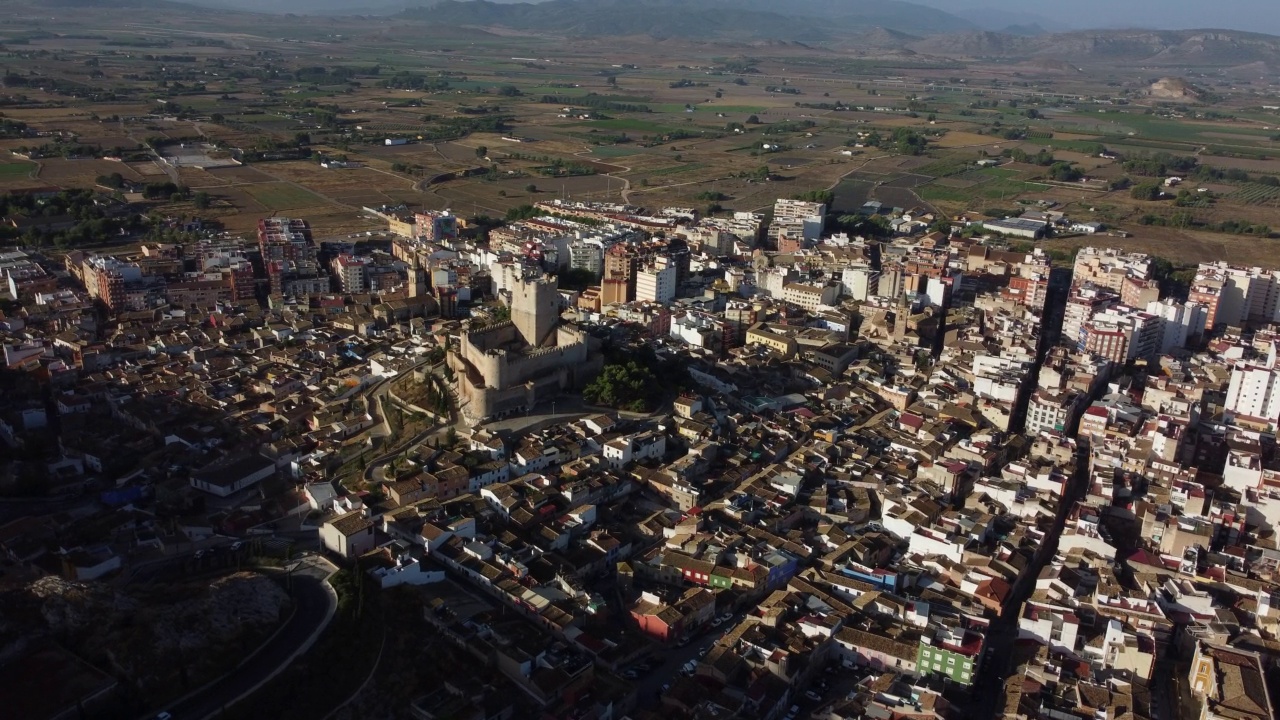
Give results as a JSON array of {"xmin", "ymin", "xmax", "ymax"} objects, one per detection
[{"xmin": 155, "ymin": 713, "xmax": 173, "ymax": 720}]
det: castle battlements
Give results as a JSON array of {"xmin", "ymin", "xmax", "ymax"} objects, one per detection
[
  {"xmin": 525, "ymin": 341, "xmax": 584, "ymax": 360},
  {"xmin": 465, "ymin": 320, "xmax": 516, "ymax": 339},
  {"xmin": 450, "ymin": 273, "xmax": 602, "ymax": 422}
]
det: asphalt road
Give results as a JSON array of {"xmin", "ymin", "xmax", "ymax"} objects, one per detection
[
  {"xmin": 631, "ymin": 616, "xmax": 740, "ymax": 707},
  {"xmin": 154, "ymin": 567, "xmax": 335, "ymax": 720}
]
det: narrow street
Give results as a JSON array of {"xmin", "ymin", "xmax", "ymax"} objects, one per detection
[
  {"xmin": 970, "ymin": 443, "xmax": 1090, "ymax": 719},
  {"xmin": 969, "ymin": 262, "xmax": 1081, "ymax": 719}
]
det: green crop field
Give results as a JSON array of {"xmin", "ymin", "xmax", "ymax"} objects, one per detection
[
  {"xmin": 577, "ymin": 119, "xmax": 680, "ymax": 134},
  {"xmin": 1043, "ymin": 137, "xmax": 1108, "ymax": 153},
  {"xmin": 918, "ymin": 178, "xmax": 1049, "ymax": 203},
  {"xmin": 951, "ymin": 167, "xmax": 1019, "ymax": 183},
  {"xmin": 1232, "ymin": 183, "xmax": 1280, "ymax": 205},
  {"xmin": 242, "ymin": 182, "xmax": 328, "ymax": 210},
  {"xmin": 913, "ymin": 157, "xmax": 974, "ymax": 178},
  {"xmin": 0, "ymin": 162, "xmax": 36, "ymax": 179},
  {"xmin": 590, "ymin": 146, "xmax": 648, "ymax": 158},
  {"xmin": 1056, "ymin": 112, "xmax": 1275, "ymax": 148}
]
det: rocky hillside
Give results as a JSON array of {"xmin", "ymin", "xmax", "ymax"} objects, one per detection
[
  {"xmin": 1149, "ymin": 77, "xmax": 1205, "ymax": 100},
  {"xmin": 0, "ymin": 573, "xmax": 290, "ymax": 699},
  {"xmin": 901, "ymin": 29, "xmax": 1280, "ymax": 65}
]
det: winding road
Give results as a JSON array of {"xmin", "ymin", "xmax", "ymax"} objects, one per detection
[{"xmin": 152, "ymin": 561, "xmax": 337, "ymax": 720}]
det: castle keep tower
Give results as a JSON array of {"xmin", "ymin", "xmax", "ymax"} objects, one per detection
[{"xmin": 511, "ymin": 275, "xmax": 561, "ymax": 348}]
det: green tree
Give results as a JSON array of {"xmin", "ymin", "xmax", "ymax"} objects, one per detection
[
  {"xmin": 583, "ymin": 361, "xmax": 659, "ymax": 413},
  {"xmin": 889, "ymin": 127, "xmax": 927, "ymax": 155},
  {"xmin": 475, "ymin": 145, "xmax": 488, "ymax": 159},
  {"xmin": 193, "ymin": 191, "xmax": 211, "ymax": 210},
  {"xmin": 792, "ymin": 189, "xmax": 834, "ymax": 205},
  {"xmin": 1131, "ymin": 183, "xmax": 1162, "ymax": 201},
  {"xmin": 556, "ymin": 267, "xmax": 597, "ymax": 291},
  {"xmin": 1048, "ymin": 162, "xmax": 1082, "ymax": 182}
]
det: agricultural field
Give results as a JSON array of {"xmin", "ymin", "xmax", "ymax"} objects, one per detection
[
  {"xmin": 1232, "ymin": 183, "xmax": 1280, "ymax": 206},
  {"xmin": 0, "ymin": 160, "xmax": 37, "ymax": 183},
  {"xmin": 240, "ymin": 183, "xmax": 329, "ymax": 211},
  {"xmin": 0, "ymin": 0, "xmax": 1275, "ymax": 270}
]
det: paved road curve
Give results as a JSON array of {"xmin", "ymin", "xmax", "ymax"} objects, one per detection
[{"xmin": 153, "ymin": 567, "xmax": 335, "ymax": 720}]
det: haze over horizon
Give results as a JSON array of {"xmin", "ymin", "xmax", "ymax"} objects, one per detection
[
  {"xmin": 886, "ymin": 0, "xmax": 1280, "ymax": 35},
  {"xmin": 172, "ymin": 0, "xmax": 1280, "ymax": 37}
]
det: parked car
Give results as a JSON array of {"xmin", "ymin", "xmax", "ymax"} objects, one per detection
[{"xmin": 805, "ymin": 690, "xmax": 821, "ymax": 701}]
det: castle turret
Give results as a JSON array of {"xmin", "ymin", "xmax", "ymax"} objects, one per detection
[{"xmin": 511, "ymin": 275, "xmax": 560, "ymax": 348}]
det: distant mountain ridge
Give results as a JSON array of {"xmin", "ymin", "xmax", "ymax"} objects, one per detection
[
  {"xmin": 905, "ymin": 28, "xmax": 1280, "ymax": 65},
  {"xmin": 38, "ymin": 0, "xmax": 1280, "ymax": 66},
  {"xmin": 399, "ymin": 0, "xmax": 976, "ymax": 38}
]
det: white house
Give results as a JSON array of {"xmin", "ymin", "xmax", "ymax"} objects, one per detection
[
  {"xmin": 1070, "ymin": 222, "xmax": 1105, "ymax": 234},
  {"xmin": 305, "ymin": 481, "xmax": 340, "ymax": 511},
  {"xmin": 321, "ymin": 510, "xmax": 377, "ymax": 559},
  {"xmin": 189, "ymin": 454, "xmax": 276, "ymax": 498},
  {"xmin": 364, "ymin": 545, "xmax": 445, "ymax": 588},
  {"xmin": 603, "ymin": 431, "xmax": 666, "ymax": 468},
  {"xmin": 1018, "ymin": 600, "xmax": 1081, "ymax": 655},
  {"xmin": 63, "ymin": 548, "xmax": 122, "ymax": 581}
]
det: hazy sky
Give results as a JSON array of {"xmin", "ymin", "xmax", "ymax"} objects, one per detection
[{"xmin": 912, "ymin": 0, "xmax": 1280, "ymax": 35}]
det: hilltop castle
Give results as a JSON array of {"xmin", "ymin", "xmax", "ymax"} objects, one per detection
[{"xmin": 450, "ymin": 274, "xmax": 603, "ymax": 422}]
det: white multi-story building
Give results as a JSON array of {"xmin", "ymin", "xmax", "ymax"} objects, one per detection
[
  {"xmin": 1062, "ymin": 285, "xmax": 1119, "ymax": 351},
  {"xmin": 670, "ymin": 312, "xmax": 723, "ymax": 349},
  {"xmin": 1083, "ymin": 307, "xmax": 1163, "ymax": 363},
  {"xmin": 568, "ymin": 239, "xmax": 605, "ymax": 278},
  {"xmin": 758, "ymin": 267, "xmax": 797, "ymax": 299},
  {"xmin": 1226, "ymin": 343, "xmax": 1280, "ymax": 427},
  {"xmin": 1145, "ymin": 299, "xmax": 1208, "ymax": 354},
  {"xmin": 841, "ymin": 264, "xmax": 879, "ymax": 302},
  {"xmin": 333, "ymin": 255, "xmax": 369, "ymax": 293},
  {"xmin": 1026, "ymin": 387, "xmax": 1085, "ymax": 436},
  {"xmin": 782, "ymin": 282, "xmax": 839, "ymax": 312},
  {"xmin": 1072, "ymin": 247, "xmax": 1153, "ymax": 292},
  {"xmin": 636, "ymin": 259, "xmax": 676, "ymax": 304},
  {"xmin": 1190, "ymin": 261, "xmax": 1280, "ymax": 330},
  {"xmin": 768, "ymin": 198, "xmax": 826, "ymax": 246}
]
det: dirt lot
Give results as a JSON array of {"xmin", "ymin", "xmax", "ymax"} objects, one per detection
[
  {"xmin": 177, "ymin": 167, "xmax": 233, "ymax": 188},
  {"xmin": 206, "ymin": 166, "xmax": 279, "ymax": 183},
  {"xmin": 36, "ymin": 158, "xmax": 140, "ymax": 186},
  {"xmin": 1043, "ymin": 229, "xmax": 1280, "ymax": 269},
  {"xmin": 1197, "ymin": 155, "xmax": 1280, "ymax": 173}
]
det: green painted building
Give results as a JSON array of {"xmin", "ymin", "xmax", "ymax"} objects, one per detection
[{"xmin": 917, "ymin": 639, "xmax": 976, "ymax": 686}]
